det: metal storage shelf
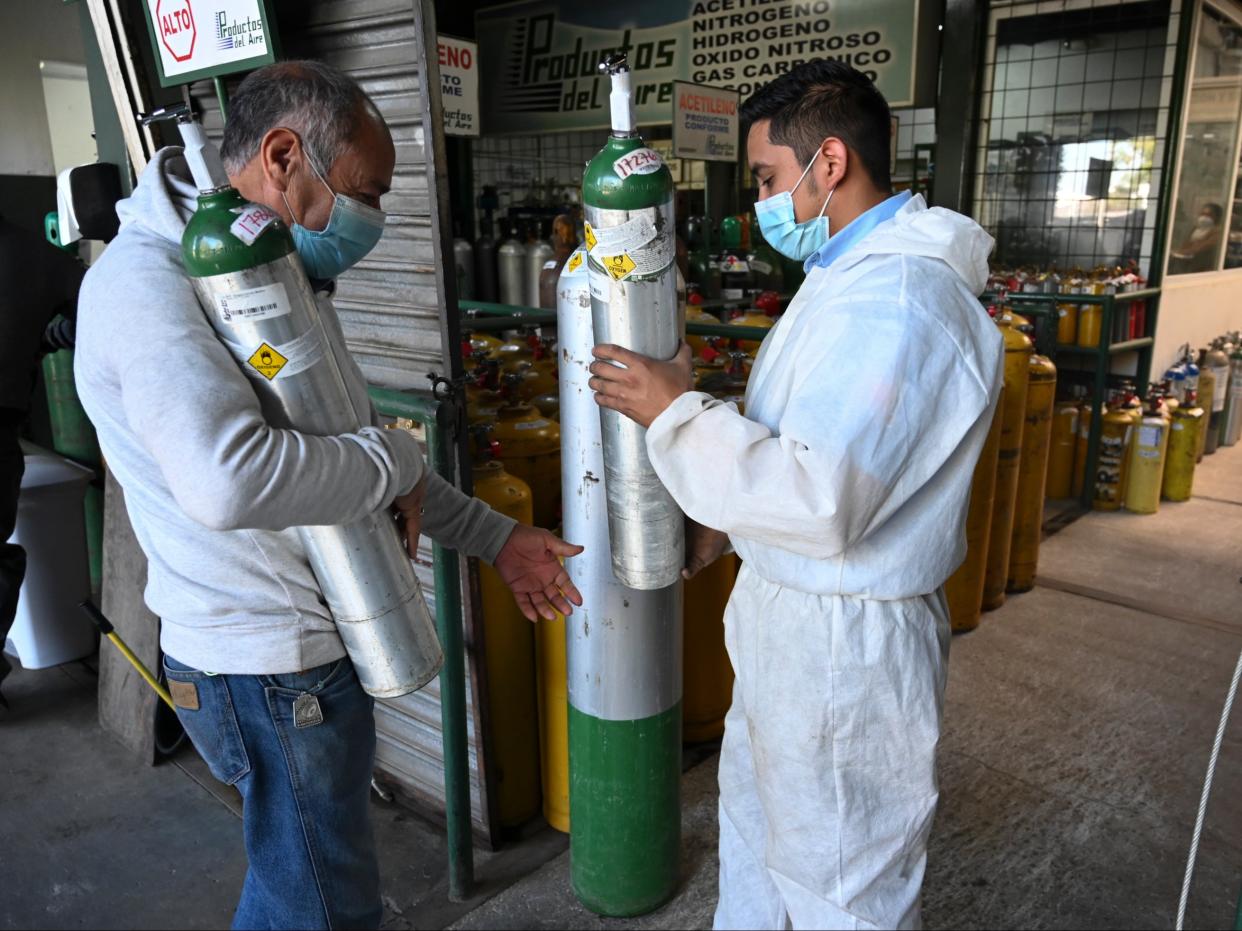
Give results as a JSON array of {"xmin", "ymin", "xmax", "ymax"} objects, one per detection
[{"xmin": 982, "ymin": 287, "xmax": 1163, "ymax": 509}]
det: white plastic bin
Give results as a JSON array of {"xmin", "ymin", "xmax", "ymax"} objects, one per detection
[{"xmin": 4, "ymin": 451, "xmax": 96, "ymax": 668}]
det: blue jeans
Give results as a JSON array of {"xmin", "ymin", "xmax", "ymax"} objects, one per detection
[{"xmin": 163, "ymin": 653, "xmax": 381, "ymax": 930}]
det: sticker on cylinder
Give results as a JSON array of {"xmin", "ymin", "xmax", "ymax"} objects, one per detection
[
  {"xmin": 248, "ymin": 342, "xmax": 288, "ymax": 380},
  {"xmin": 230, "ymin": 204, "xmax": 280, "ymax": 246},
  {"xmin": 589, "ymin": 214, "xmax": 657, "ymax": 257},
  {"xmin": 587, "ymin": 270, "xmax": 609, "ymax": 302},
  {"xmin": 612, "ymin": 147, "xmax": 663, "ymax": 179},
  {"xmin": 584, "ymin": 223, "xmax": 597, "ymax": 252},
  {"xmin": 600, "ymin": 253, "xmax": 638, "ymax": 281},
  {"xmin": 242, "ymin": 326, "xmax": 327, "ymax": 381},
  {"xmin": 567, "ymin": 251, "xmax": 584, "ymax": 273},
  {"xmin": 214, "ymin": 282, "xmax": 292, "ymax": 325}
]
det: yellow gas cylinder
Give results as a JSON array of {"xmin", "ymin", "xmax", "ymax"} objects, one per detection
[
  {"xmin": 945, "ymin": 392, "xmax": 1004, "ymax": 631},
  {"xmin": 1123, "ymin": 396, "xmax": 1170, "ymax": 514},
  {"xmin": 982, "ymin": 315, "xmax": 1032, "ymax": 611},
  {"xmin": 693, "ymin": 345, "xmax": 729, "ymax": 393},
  {"xmin": 531, "ymin": 393, "xmax": 560, "ymax": 420},
  {"xmin": 683, "ymin": 552, "xmax": 738, "ymax": 742},
  {"xmin": 728, "ymin": 308, "xmax": 775, "ymax": 356},
  {"xmin": 1007, "ymin": 354, "xmax": 1056, "ymax": 592},
  {"xmin": 466, "ymin": 387, "xmax": 503, "ymax": 424},
  {"xmin": 1195, "ymin": 366, "xmax": 1216, "ymax": 461},
  {"xmin": 471, "ymin": 460, "xmax": 541, "ymax": 827},
  {"xmin": 491, "ymin": 335, "xmax": 533, "ymax": 372},
  {"xmin": 468, "ymin": 331, "xmax": 503, "ymax": 355},
  {"xmin": 1056, "ymin": 280, "xmax": 1080, "ymax": 344},
  {"xmin": 1092, "ymin": 403, "xmax": 1133, "ymax": 511},
  {"xmin": 687, "ymin": 305, "xmax": 721, "ymax": 356},
  {"xmin": 1072, "ymin": 399, "xmax": 1094, "ymax": 499},
  {"xmin": 1045, "ymin": 393, "xmax": 1080, "ymax": 499},
  {"xmin": 1162, "ymin": 399, "xmax": 1204, "ymax": 501},
  {"xmin": 535, "ymin": 594, "xmax": 569, "ymax": 833},
  {"xmin": 493, "ymin": 403, "xmax": 562, "ymax": 530}
]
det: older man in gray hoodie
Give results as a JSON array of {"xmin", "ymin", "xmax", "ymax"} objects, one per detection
[{"xmin": 75, "ymin": 61, "xmax": 580, "ymax": 930}]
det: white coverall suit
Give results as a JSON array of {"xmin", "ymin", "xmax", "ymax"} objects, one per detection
[{"xmin": 646, "ymin": 194, "xmax": 1003, "ymax": 930}]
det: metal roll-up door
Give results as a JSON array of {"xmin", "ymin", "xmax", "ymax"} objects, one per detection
[{"xmin": 185, "ymin": 0, "xmax": 494, "ymax": 840}]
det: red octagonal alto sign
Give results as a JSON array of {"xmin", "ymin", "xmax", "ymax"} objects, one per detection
[{"xmin": 156, "ymin": 0, "xmax": 197, "ymax": 63}]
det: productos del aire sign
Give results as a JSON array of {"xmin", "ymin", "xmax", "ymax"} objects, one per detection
[
  {"xmin": 476, "ymin": 0, "xmax": 920, "ymax": 134},
  {"xmin": 140, "ymin": 0, "xmax": 278, "ymax": 87}
]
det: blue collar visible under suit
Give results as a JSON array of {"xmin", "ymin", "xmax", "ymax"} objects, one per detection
[{"xmin": 803, "ymin": 190, "xmax": 913, "ymax": 274}]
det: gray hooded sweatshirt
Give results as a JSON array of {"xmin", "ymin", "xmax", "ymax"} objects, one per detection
[{"xmin": 76, "ymin": 149, "xmax": 515, "ymax": 674}]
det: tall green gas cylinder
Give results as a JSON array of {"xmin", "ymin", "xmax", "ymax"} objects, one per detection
[{"xmin": 570, "ymin": 53, "xmax": 684, "ymax": 917}]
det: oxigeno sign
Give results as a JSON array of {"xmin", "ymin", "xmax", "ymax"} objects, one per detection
[{"xmin": 476, "ymin": 0, "xmax": 919, "ymax": 133}]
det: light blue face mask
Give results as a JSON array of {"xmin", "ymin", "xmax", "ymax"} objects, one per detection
[
  {"xmin": 283, "ymin": 159, "xmax": 386, "ymax": 280},
  {"xmin": 753, "ymin": 149, "xmax": 836, "ymax": 263}
]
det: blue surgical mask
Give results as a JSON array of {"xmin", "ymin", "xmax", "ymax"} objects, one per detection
[
  {"xmin": 283, "ymin": 160, "xmax": 386, "ymax": 280},
  {"xmin": 754, "ymin": 149, "xmax": 836, "ymax": 262}
]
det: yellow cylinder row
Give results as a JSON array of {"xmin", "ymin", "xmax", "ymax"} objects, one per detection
[
  {"xmin": 683, "ymin": 553, "xmax": 739, "ymax": 742},
  {"xmin": 471, "ymin": 461, "xmax": 543, "ymax": 828},
  {"xmin": 1045, "ymin": 396, "xmax": 1079, "ymax": 499},
  {"xmin": 945, "ymin": 393, "xmax": 1004, "ymax": 632},
  {"xmin": 1163, "ymin": 404, "xmax": 1204, "ymax": 501},
  {"xmin": 1007, "ymin": 354, "xmax": 1056, "ymax": 592},
  {"xmin": 982, "ymin": 315, "xmax": 1032, "ymax": 612}
]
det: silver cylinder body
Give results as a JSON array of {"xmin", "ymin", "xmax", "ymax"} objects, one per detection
[
  {"xmin": 585, "ymin": 198, "xmax": 685, "ymax": 590},
  {"xmin": 1224, "ymin": 357, "xmax": 1242, "ymax": 446},
  {"xmin": 498, "ymin": 239, "xmax": 526, "ymax": 306},
  {"xmin": 453, "ymin": 237, "xmax": 475, "ymax": 301},
  {"xmin": 525, "ymin": 239, "xmax": 554, "ymax": 307},
  {"xmin": 191, "ymin": 255, "xmax": 443, "ymax": 698},
  {"xmin": 558, "ymin": 250, "xmax": 682, "ymax": 719}
]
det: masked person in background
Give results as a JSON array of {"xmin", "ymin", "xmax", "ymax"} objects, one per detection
[
  {"xmin": 590, "ymin": 60, "xmax": 1004, "ymax": 930},
  {"xmin": 76, "ymin": 62, "xmax": 581, "ymax": 930}
]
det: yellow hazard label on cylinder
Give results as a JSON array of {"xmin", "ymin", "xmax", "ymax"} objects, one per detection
[
  {"xmin": 248, "ymin": 342, "xmax": 288, "ymax": 380},
  {"xmin": 567, "ymin": 251, "xmax": 583, "ymax": 273},
  {"xmin": 584, "ymin": 223, "xmax": 597, "ymax": 252},
  {"xmin": 602, "ymin": 253, "xmax": 637, "ymax": 281}
]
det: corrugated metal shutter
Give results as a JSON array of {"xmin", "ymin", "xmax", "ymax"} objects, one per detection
[{"xmin": 186, "ymin": 0, "xmax": 492, "ymax": 839}]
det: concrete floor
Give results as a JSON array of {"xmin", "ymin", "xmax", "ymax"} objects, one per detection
[{"xmin": 2, "ymin": 447, "xmax": 1240, "ymax": 929}]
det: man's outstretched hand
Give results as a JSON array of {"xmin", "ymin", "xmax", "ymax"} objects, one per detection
[{"xmin": 494, "ymin": 525, "xmax": 585, "ymax": 622}]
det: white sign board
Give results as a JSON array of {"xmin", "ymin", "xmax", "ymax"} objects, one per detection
[
  {"xmin": 672, "ymin": 82, "xmax": 740, "ymax": 163},
  {"xmin": 141, "ymin": 0, "xmax": 276, "ymax": 87},
  {"xmin": 438, "ymin": 36, "xmax": 480, "ymax": 137}
]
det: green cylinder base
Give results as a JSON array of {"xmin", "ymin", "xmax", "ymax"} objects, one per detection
[{"xmin": 568, "ymin": 702, "xmax": 681, "ymax": 917}]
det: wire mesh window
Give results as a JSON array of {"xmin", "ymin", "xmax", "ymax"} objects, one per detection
[
  {"xmin": 470, "ymin": 129, "xmax": 706, "ymax": 235},
  {"xmin": 1167, "ymin": 0, "xmax": 1242, "ymax": 274},
  {"xmin": 973, "ymin": 0, "xmax": 1183, "ymax": 277}
]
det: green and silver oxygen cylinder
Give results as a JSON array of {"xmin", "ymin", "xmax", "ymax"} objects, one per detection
[
  {"xmin": 584, "ymin": 54, "xmax": 684, "ymax": 591},
  {"xmin": 558, "ymin": 247, "xmax": 683, "ymax": 917},
  {"xmin": 156, "ymin": 107, "xmax": 442, "ymax": 698}
]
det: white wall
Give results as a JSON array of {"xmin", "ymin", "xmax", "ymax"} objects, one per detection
[
  {"xmin": 0, "ymin": 0, "xmax": 85, "ymax": 175},
  {"xmin": 42, "ymin": 62, "xmax": 97, "ymax": 173},
  {"xmin": 1153, "ymin": 270, "xmax": 1242, "ymax": 373}
]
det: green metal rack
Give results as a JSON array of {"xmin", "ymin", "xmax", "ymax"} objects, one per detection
[
  {"xmin": 366, "ymin": 386, "xmax": 473, "ymax": 901},
  {"xmin": 459, "ymin": 299, "xmax": 776, "ymax": 343},
  {"xmin": 983, "ymin": 287, "xmax": 1162, "ymax": 509}
]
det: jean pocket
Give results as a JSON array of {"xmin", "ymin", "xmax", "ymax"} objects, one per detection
[
  {"xmin": 259, "ymin": 657, "xmax": 349, "ymax": 696},
  {"xmin": 162, "ymin": 656, "xmax": 251, "ymax": 786}
]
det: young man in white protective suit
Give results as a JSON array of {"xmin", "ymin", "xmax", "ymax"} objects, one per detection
[{"xmin": 589, "ymin": 59, "xmax": 1005, "ymax": 931}]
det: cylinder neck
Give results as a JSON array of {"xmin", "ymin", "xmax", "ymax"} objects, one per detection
[
  {"xmin": 177, "ymin": 119, "xmax": 230, "ymax": 192},
  {"xmin": 606, "ymin": 64, "xmax": 635, "ymax": 136}
]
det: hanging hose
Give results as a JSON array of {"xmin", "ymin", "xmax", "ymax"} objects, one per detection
[{"xmin": 1176, "ymin": 647, "xmax": 1242, "ymax": 930}]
